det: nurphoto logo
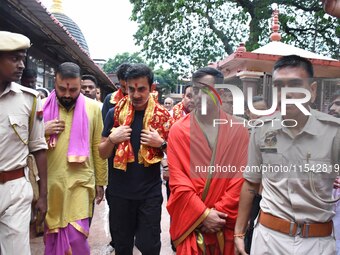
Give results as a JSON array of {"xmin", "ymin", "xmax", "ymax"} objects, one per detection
[{"xmin": 200, "ymin": 84, "xmax": 312, "ymax": 117}]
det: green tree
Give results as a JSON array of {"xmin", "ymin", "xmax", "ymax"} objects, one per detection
[
  {"xmin": 103, "ymin": 52, "xmax": 145, "ymax": 74},
  {"xmin": 103, "ymin": 52, "xmax": 179, "ymax": 98},
  {"xmin": 154, "ymin": 67, "xmax": 178, "ymax": 96},
  {"xmin": 130, "ymin": 0, "xmax": 339, "ymax": 73}
]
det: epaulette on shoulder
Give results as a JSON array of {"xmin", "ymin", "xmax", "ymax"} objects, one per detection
[
  {"xmin": 311, "ymin": 109, "xmax": 340, "ymax": 126},
  {"xmin": 19, "ymin": 85, "xmax": 39, "ymax": 97},
  {"xmin": 251, "ymin": 112, "xmax": 281, "ymax": 127}
]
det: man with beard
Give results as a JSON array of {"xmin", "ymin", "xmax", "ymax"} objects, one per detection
[
  {"xmin": 0, "ymin": 31, "xmax": 48, "ymax": 255},
  {"xmin": 235, "ymin": 55, "xmax": 340, "ymax": 255},
  {"xmin": 99, "ymin": 64, "xmax": 173, "ymax": 255},
  {"xmin": 329, "ymin": 90, "xmax": 340, "ymax": 118},
  {"xmin": 167, "ymin": 67, "xmax": 248, "ymax": 255},
  {"xmin": 171, "ymin": 84, "xmax": 195, "ymax": 121},
  {"xmin": 102, "ymin": 63, "xmax": 131, "ymax": 120},
  {"xmin": 43, "ymin": 62, "xmax": 107, "ymax": 254}
]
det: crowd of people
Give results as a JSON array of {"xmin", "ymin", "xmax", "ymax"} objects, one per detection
[{"xmin": 0, "ymin": 1, "xmax": 340, "ymax": 255}]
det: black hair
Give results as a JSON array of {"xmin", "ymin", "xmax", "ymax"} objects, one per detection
[
  {"xmin": 273, "ymin": 55, "xmax": 314, "ymax": 78},
  {"xmin": 116, "ymin": 63, "xmax": 132, "ymax": 81},
  {"xmin": 192, "ymin": 67, "xmax": 224, "ymax": 85},
  {"xmin": 125, "ymin": 64, "xmax": 154, "ymax": 87},
  {"xmin": 81, "ymin": 74, "xmax": 98, "ymax": 87},
  {"xmin": 22, "ymin": 68, "xmax": 37, "ymax": 78},
  {"xmin": 183, "ymin": 84, "xmax": 192, "ymax": 95},
  {"xmin": 56, "ymin": 62, "xmax": 81, "ymax": 79},
  {"xmin": 332, "ymin": 90, "xmax": 340, "ymax": 101}
]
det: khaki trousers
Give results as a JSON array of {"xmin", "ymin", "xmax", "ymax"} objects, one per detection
[
  {"xmin": 0, "ymin": 176, "xmax": 33, "ymax": 255},
  {"xmin": 251, "ymin": 223, "xmax": 336, "ymax": 255}
]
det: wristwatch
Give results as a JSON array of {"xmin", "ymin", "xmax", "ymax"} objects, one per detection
[{"xmin": 159, "ymin": 140, "xmax": 167, "ymax": 150}]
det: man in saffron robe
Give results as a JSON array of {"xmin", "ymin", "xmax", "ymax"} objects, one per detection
[
  {"xmin": 43, "ymin": 62, "xmax": 107, "ymax": 255},
  {"xmin": 167, "ymin": 67, "xmax": 248, "ymax": 255}
]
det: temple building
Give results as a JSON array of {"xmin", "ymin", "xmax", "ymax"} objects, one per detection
[
  {"xmin": 0, "ymin": 0, "xmax": 115, "ymax": 96},
  {"xmin": 210, "ymin": 9, "xmax": 340, "ymax": 113}
]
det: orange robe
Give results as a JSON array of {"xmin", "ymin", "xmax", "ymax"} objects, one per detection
[{"xmin": 167, "ymin": 111, "xmax": 248, "ymax": 255}]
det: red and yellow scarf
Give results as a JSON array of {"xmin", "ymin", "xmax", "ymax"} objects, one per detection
[
  {"xmin": 151, "ymin": 89, "xmax": 158, "ymax": 102},
  {"xmin": 109, "ymin": 89, "xmax": 125, "ymax": 105},
  {"xmin": 112, "ymin": 95, "xmax": 173, "ymax": 171},
  {"xmin": 172, "ymin": 101, "xmax": 186, "ymax": 121}
]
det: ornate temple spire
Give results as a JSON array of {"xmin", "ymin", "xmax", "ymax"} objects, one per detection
[
  {"xmin": 270, "ymin": 6, "xmax": 281, "ymax": 42},
  {"xmin": 51, "ymin": 0, "xmax": 64, "ymax": 14},
  {"xmin": 236, "ymin": 42, "xmax": 246, "ymax": 53},
  {"xmin": 270, "ymin": 4, "xmax": 281, "ymax": 42}
]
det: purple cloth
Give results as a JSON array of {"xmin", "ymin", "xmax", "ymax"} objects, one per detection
[
  {"xmin": 44, "ymin": 218, "xmax": 90, "ymax": 255},
  {"xmin": 334, "ymin": 188, "xmax": 340, "ymax": 254},
  {"xmin": 43, "ymin": 90, "xmax": 89, "ymax": 162}
]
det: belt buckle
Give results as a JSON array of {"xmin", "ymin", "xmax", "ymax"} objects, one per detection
[
  {"xmin": 288, "ymin": 221, "xmax": 300, "ymax": 236},
  {"xmin": 300, "ymin": 223, "xmax": 310, "ymax": 238}
]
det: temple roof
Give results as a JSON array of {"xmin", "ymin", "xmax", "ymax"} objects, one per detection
[
  {"xmin": 52, "ymin": 13, "xmax": 90, "ymax": 55},
  {"xmin": 51, "ymin": 0, "xmax": 90, "ymax": 55},
  {"xmin": 211, "ymin": 7, "xmax": 340, "ymax": 78},
  {"xmin": 0, "ymin": 0, "xmax": 114, "ymax": 87},
  {"xmin": 252, "ymin": 41, "xmax": 335, "ymax": 61}
]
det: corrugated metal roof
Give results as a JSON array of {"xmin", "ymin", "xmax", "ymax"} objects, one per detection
[
  {"xmin": 52, "ymin": 12, "xmax": 90, "ymax": 55},
  {"xmin": 3, "ymin": 0, "xmax": 114, "ymax": 88}
]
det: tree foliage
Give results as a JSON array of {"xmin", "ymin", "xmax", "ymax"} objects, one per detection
[
  {"xmin": 154, "ymin": 67, "xmax": 179, "ymax": 95},
  {"xmin": 103, "ymin": 52, "xmax": 145, "ymax": 74},
  {"xmin": 103, "ymin": 52, "xmax": 179, "ymax": 97},
  {"xmin": 130, "ymin": 0, "xmax": 339, "ymax": 74}
]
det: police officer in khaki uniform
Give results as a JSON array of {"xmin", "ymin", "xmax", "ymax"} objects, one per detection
[
  {"xmin": 235, "ymin": 55, "xmax": 340, "ymax": 255},
  {"xmin": 0, "ymin": 31, "xmax": 48, "ymax": 254}
]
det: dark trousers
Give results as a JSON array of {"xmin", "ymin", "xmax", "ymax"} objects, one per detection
[
  {"xmin": 165, "ymin": 181, "xmax": 170, "ymax": 201},
  {"xmin": 106, "ymin": 194, "xmax": 163, "ymax": 255},
  {"xmin": 105, "ymin": 191, "xmax": 115, "ymax": 248}
]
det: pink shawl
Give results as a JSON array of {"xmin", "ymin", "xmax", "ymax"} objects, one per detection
[{"xmin": 43, "ymin": 90, "xmax": 89, "ymax": 163}]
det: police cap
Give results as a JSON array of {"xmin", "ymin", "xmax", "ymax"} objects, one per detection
[{"xmin": 0, "ymin": 31, "xmax": 30, "ymax": 51}]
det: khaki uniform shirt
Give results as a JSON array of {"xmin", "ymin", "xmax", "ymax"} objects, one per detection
[
  {"xmin": 244, "ymin": 109, "xmax": 340, "ymax": 223},
  {"xmin": 0, "ymin": 82, "xmax": 47, "ymax": 171}
]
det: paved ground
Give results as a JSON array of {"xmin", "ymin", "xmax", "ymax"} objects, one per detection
[{"xmin": 30, "ymin": 184, "xmax": 175, "ymax": 255}]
